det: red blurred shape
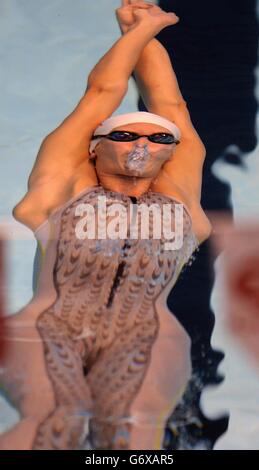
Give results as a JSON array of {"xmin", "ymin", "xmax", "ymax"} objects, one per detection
[
  {"xmin": 212, "ymin": 222, "xmax": 259, "ymax": 366},
  {"xmin": 230, "ymin": 256, "xmax": 259, "ymax": 313}
]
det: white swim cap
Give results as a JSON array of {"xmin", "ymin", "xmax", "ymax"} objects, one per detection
[{"xmin": 89, "ymin": 111, "xmax": 181, "ymax": 154}]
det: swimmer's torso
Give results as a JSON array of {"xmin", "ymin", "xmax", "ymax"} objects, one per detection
[
  {"xmin": 33, "ymin": 184, "xmax": 197, "ymax": 360},
  {"xmin": 2, "ymin": 185, "xmax": 199, "ymax": 450}
]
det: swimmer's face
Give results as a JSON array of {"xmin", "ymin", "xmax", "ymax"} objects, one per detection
[{"xmin": 90, "ymin": 122, "xmax": 177, "ymax": 179}]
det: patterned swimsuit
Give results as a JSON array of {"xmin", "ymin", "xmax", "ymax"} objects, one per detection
[{"xmin": 28, "ymin": 185, "xmax": 198, "ymax": 450}]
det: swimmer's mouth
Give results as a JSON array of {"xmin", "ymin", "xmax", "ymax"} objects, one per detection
[{"xmin": 115, "ymin": 173, "xmax": 144, "ymax": 180}]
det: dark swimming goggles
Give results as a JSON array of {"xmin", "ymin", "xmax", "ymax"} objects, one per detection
[{"xmin": 91, "ymin": 130, "xmax": 180, "ymax": 145}]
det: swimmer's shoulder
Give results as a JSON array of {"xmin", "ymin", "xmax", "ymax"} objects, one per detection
[
  {"xmin": 187, "ymin": 204, "xmax": 212, "ymax": 245},
  {"xmin": 13, "ymin": 178, "xmax": 97, "ymax": 234},
  {"xmin": 151, "ymin": 188, "xmax": 212, "ymax": 246}
]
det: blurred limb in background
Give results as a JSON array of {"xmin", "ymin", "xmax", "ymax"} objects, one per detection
[{"xmin": 213, "ymin": 222, "xmax": 259, "ymax": 369}]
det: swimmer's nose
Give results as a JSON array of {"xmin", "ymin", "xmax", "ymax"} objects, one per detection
[{"xmin": 134, "ymin": 137, "xmax": 149, "ymax": 146}]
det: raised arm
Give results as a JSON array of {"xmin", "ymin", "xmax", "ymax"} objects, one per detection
[
  {"xmin": 13, "ymin": 6, "xmax": 176, "ymax": 231},
  {"xmin": 116, "ymin": 1, "xmax": 211, "ymax": 243},
  {"xmin": 134, "ymin": 38, "xmax": 206, "ymax": 194}
]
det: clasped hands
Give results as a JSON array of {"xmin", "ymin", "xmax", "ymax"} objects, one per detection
[{"xmin": 116, "ymin": 0, "xmax": 179, "ymax": 34}]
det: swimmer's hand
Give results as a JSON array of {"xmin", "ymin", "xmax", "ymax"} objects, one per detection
[{"xmin": 116, "ymin": 0, "xmax": 179, "ymax": 35}]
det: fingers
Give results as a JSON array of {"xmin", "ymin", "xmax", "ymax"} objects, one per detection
[
  {"xmin": 130, "ymin": 0, "xmax": 153, "ymax": 8},
  {"xmin": 121, "ymin": 0, "xmax": 152, "ymax": 9},
  {"xmin": 130, "ymin": 0, "xmax": 152, "ymax": 4},
  {"xmin": 121, "ymin": 0, "xmax": 147, "ymax": 8},
  {"xmin": 167, "ymin": 12, "xmax": 180, "ymax": 23},
  {"xmin": 129, "ymin": 0, "xmax": 152, "ymax": 6}
]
